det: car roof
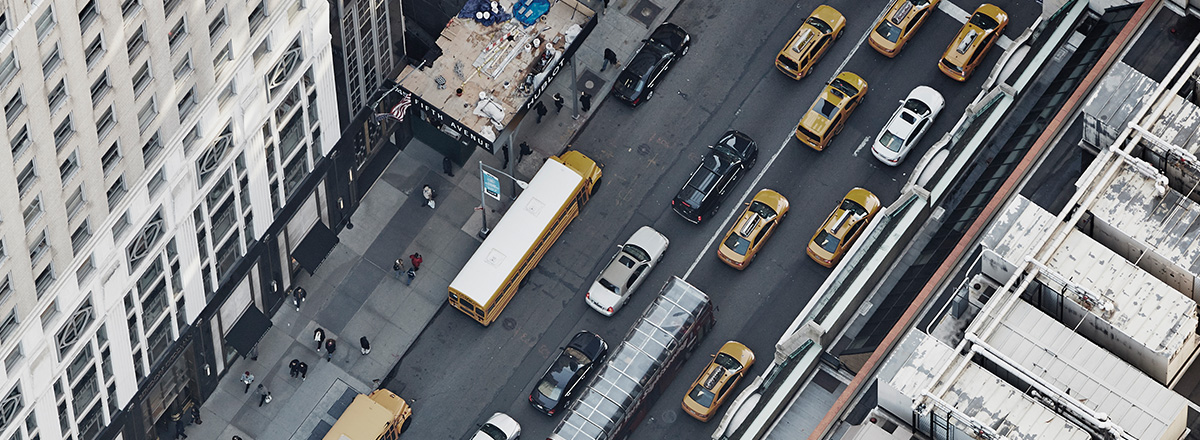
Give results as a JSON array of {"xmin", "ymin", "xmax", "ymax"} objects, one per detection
[
  {"xmin": 650, "ymin": 23, "xmax": 688, "ymax": 51},
  {"xmin": 800, "ymin": 72, "xmax": 866, "ymax": 134},
  {"xmin": 943, "ymin": 5, "xmax": 1007, "ymax": 66}
]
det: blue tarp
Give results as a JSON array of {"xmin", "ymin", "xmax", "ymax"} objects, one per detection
[
  {"xmin": 512, "ymin": 0, "xmax": 551, "ymax": 26},
  {"xmin": 457, "ymin": 0, "xmax": 512, "ymax": 26}
]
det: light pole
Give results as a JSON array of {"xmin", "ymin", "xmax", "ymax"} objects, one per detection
[{"xmin": 478, "ymin": 161, "xmax": 528, "ymax": 239}]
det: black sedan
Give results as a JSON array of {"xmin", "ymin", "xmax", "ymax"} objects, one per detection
[
  {"xmin": 611, "ymin": 23, "xmax": 690, "ymax": 106},
  {"xmin": 529, "ymin": 331, "xmax": 609, "ymax": 416},
  {"xmin": 671, "ymin": 130, "xmax": 758, "ymax": 224}
]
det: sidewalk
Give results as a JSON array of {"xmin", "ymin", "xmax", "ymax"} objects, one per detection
[{"xmin": 189, "ymin": 0, "xmax": 682, "ymax": 438}]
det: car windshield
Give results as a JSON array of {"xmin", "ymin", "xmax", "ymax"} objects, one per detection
[
  {"xmin": 713, "ymin": 134, "xmax": 743, "ymax": 157},
  {"xmin": 874, "ymin": 21, "xmax": 902, "ymax": 43},
  {"xmin": 723, "ymin": 235, "xmax": 751, "ymax": 255},
  {"xmin": 841, "ymin": 199, "xmax": 868, "ymax": 216},
  {"xmin": 623, "ymin": 244, "xmax": 650, "ymax": 262},
  {"xmin": 479, "ymin": 423, "xmax": 508, "ymax": 440},
  {"xmin": 536, "ymin": 348, "xmax": 584, "ymax": 400},
  {"xmin": 806, "ymin": 15, "xmax": 832, "ymax": 34},
  {"xmin": 688, "ymin": 383, "xmax": 717, "ymax": 407},
  {"xmin": 879, "ymin": 131, "xmax": 905, "ymax": 152},
  {"xmin": 969, "ymin": 11, "xmax": 999, "ymax": 29},
  {"xmin": 830, "ymin": 78, "xmax": 860, "ymax": 97},
  {"xmin": 628, "ymin": 50, "xmax": 661, "ymax": 76},
  {"xmin": 813, "ymin": 99, "xmax": 838, "ymax": 119},
  {"xmin": 814, "ymin": 230, "xmax": 840, "ymax": 253},
  {"xmin": 714, "ymin": 352, "xmax": 743, "ymax": 370},
  {"xmin": 904, "ymin": 98, "xmax": 931, "ymax": 115},
  {"xmin": 748, "ymin": 201, "xmax": 778, "ymax": 218}
]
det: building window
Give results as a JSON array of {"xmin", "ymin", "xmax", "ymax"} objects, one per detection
[
  {"xmin": 35, "ymin": 7, "xmax": 55, "ymax": 42},
  {"xmin": 107, "ymin": 176, "xmax": 127, "ymax": 209},
  {"xmin": 137, "ymin": 98, "xmax": 156, "ymax": 132},
  {"xmin": 96, "ymin": 106, "xmax": 116, "ymax": 141},
  {"xmin": 173, "ymin": 54, "xmax": 192, "ymax": 81},
  {"xmin": 47, "ymin": 80, "xmax": 66, "ymax": 113},
  {"xmin": 213, "ymin": 42, "xmax": 232, "ymax": 75},
  {"xmin": 209, "ymin": 10, "xmax": 227, "ymax": 44},
  {"xmin": 57, "ymin": 299, "xmax": 94, "ymax": 358},
  {"xmin": 197, "ymin": 125, "xmax": 233, "ymax": 186},
  {"xmin": 0, "ymin": 53, "xmax": 16, "ymax": 88},
  {"xmin": 121, "ymin": 0, "xmax": 141, "ymax": 19},
  {"xmin": 167, "ymin": 18, "xmax": 187, "ymax": 52},
  {"xmin": 66, "ymin": 185, "xmax": 85, "ymax": 219},
  {"xmin": 4, "ymin": 91, "xmax": 24, "ymax": 124},
  {"xmin": 9, "ymin": 126, "xmax": 28, "ymax": 161},
  {"xmin": 90, "ymin": 71, "xmax": 110, "ymax": 105},
  {"xmin": 142, "ymin": 132, "xmax": 162, "ymax": 165},
  {"xmin": 0, "ymin": 311, "xmax": 17, "ymax": 344},
  {"xmin": 42, "ymin": 45, "xmax": 62, "ymax": 78},
  {"xmin": 23, "ymin": 198, "xmax": 43, "ymax": 231},
  {"xmin": 39, "ymin": 301, "xmax": 58, "ymax": 329},
  {"xmin": 126, "ymin": 211, "xmax": 164, "ymax": 271},
  {"xmin": 28, "ymin": 231, "xmax": 48, "ymax": 264},
  {"xmin": 177, "ymin": 88, "xmax": 196, "ymax": 121},
  {"xmin": 78, "ymin": 1, "xmax": 98, "ymax": 32},
  {"xmin": 182, "ymin": 125, "xmax": 200, "ymax": 153},
  {"xmin": 148, "ymin": 167, "xmax": 166, "ymax": 196},
  {"xmin": 132, "ymin": 62, "xmax": 151, "ymax": 97},
  {"xmin": 248, "ymin": 2, "xmax": 268, "ymax": 34},
  {"xmin": 59, "ymin": 151, "xmax": 79, "ymax": 184},
  {"xmin": 126, "ymin": 25, "xmax": 147, "ymax": 61},
  {"xmin": 219, "ymin": 80, "xmax": 236, "ymax": 107},
  {"xmin": 53, "ymin": 116, "xmax": 74, "ymax": 150},
  {"xmin": 76, "ymin": 256, "xmax": 95, "ymax": 282},
  {"xmin": 112, "ymin": 212, "xmax": 130, "ymax": 240},
  {"xmin": 72, "ymin": 222, "xmax": 92, "ymax": 253},
  {"xmin": 252, "ymin": 39, "xmax": 271, "ymax": 65},
  {"xmin": 101, "ymin": 143, "xmax": 121, "ymax": 175},
  {"xmin": 0, "ymin": 13, "xmax": 9, "ymax": 39},
  {"xmin": 84, "ymin": 35, "xmax": 104, "ymax": 68},
  {"xmin": 16, "ymin": 162, "xmax": 36, "ymax": 196},
  {"xmin": 0, "ymin": 277, "xmax": 10, "ymax": 305}
]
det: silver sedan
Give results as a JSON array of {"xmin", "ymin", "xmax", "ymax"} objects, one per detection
[{"xmin": 585, "ymin": 226, "xmax": 669, "ymax": 316}]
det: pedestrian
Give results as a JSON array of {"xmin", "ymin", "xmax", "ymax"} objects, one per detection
[
  {"xmin": 257, "ymin": 384, "xmax": 271, "ymax": 407},
  {"xmin": 360, "ymin": 336, "xmax": 371, "ymax": 355},
  {"xmin": 602, "ymin": 0, "xmax": 610, "ymax": 11},
  {"xmin": 175, "ymin": 420, "xmax": 188, "ymax": 439},
  {"xmin": 422, "ymin": 184, "xmax": 436, "ymax": 209},
  {"xmin": 249, "ymin": 345, "xmax": 259, "ymax": 361},
  {"xmin": 409, "ymin": 252, "xmax": 422, "ymax": 271},
  {"xmin": 297, "ymin": 361, "xmax": 308, "ymax": 379},
  {"xmin": 518, "ymin": 142, "xmax": 533, "ymax": 163},
  {"xmin": 393, "ymin": 259, "xmax": 405, "ymax": 279},
  {"xmin": 501, "ymin": 144, "xmax": 510, "ymax": 169},
  {"xmin": 552, "ymin": 93, "xmax": 565, "ymax": 113},
  {"xmin": 442, "ymin": 156, "xmax": 455, "ymax": 177},
  {"xmin": 314, "ymin": 328, "xmax": 325, "ymax": 352},
  {"xmin": 240, "ymin": 371, "xmax": 254, "ymax": 393},
  {"xmin": 289, "ymin": 359, "xmax": 300, "ymax": 378},
  {"xmin": 292, "ymin": 286, "xmax": 306, "ymax": 311},
  {"xmin": 535, "ymin": 101, "xmax": 548, "ymax": 123},
  {"xmin": 325, "ymin": 338, "xmax": 337, "ymax": 362},
  {"xmin": 580, "ymin": 91, "xmax": 593, "ymax": 113},
  {"xmin": 601, "ymin": 48, "xmax": 619, "ymax": 72},
  {"xmin": 190, "ymin": 406, "xmax": 202, "ymax": 425},
  {"xmin": 404, "ymin": 267, "xmax": 416, "ymax": 286}
]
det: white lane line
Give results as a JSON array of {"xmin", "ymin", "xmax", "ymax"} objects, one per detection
[
  {"xmin": 853, "ymin": 136, "xmax": 871, "ymax": 157},
  {"xmin": 940, "ymin": 1, "xmax": 1013, "ymax": 50}
]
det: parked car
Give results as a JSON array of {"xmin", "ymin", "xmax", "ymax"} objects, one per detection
[
  {"xmin": 868, "ymin": 0, "xmax": 941, "ymax": 57},
  {"xmin": 717, "ymin": 189, "xmax": 789, "ymax": 270},
  {"xmin": 611, "ymin": 23, "xmax": 690, "ymax": 106},
  {"xmin": 671, "ymin": 130, "xmax": 758, "ymax": 223},
  {"xmin": 586, "ymin": 226, "xmax": 669, "ymax": 316},
  {"xmin": 795, "ymin": 71, "xmax": 868, "ymax": 151},
  {"xmin": 472, "ymin": 412, "xmax": 520, "ymax": 440},
  {"xmin": 529, "ymin": 331, "xmax": 609, "ymax": 416},
  {"xmin": 776, "ymin": 5, "xmax": 846, "ymax": 79},
  {"xmin": 682, "ymin": 341, "xmax": 755, "ymax": 422},
  {"xmin": 938, "ymin": 3, "xmax": 1008, "ymax": 81},
  {"xmin": 872, "ymin": 86, "xmax": 945, "ymax": 165},
  {"xmin": 807, "ymin": 188, "xmax": 882, "ymax": 267}
]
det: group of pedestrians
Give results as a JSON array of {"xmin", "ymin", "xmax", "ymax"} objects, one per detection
[
  {"xmin": 393, "ymin": 252, "xmax": 423, "ymax": 286},
  {"xmin": 239, "ymin": 372, "xmax": 273, "ymax": 407}
]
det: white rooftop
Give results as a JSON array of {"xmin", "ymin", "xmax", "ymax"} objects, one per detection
[{"xmin": 1090, "ymin": 163, "xmax": 1200, "ymax": 277}]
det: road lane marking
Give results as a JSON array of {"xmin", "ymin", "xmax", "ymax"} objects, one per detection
[
  {"xmin": 826, "ymin": 1, "xmax": 892, "ymax": 84},
  {"xmin": 939, "ymin": 0, "xmax": 1013, "ymax": 50},
  {"xmin": 853, "ymin": 136, "xmax": 871, "ymax": 157}
]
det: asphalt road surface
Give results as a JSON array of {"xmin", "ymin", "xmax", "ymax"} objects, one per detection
[{"xmin": 390, "ymin": 0, "xmax": 1043, "ymax": 438}]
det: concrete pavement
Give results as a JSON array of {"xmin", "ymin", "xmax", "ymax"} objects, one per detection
[{"xmin": 186, "ymin": 0, "xmax": 683, "ymax": 438}]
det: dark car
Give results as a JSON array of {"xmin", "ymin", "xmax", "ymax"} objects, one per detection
[
  {"xmin": 611, "ymin": 23, "xmax": 690, "ymax": 106},
  {"xmin": 671, "ymin": 130, "xmax": 758, "ymax": 224},
  {"xmin": 529, "ymin": 331, "xmax": 609, "ymax": 416}
]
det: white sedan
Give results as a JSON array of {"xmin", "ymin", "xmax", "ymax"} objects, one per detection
[
  {"xmin": 585, "ymin": 226, "xmax": 670, "ymax": 316},
  {"xmin": 472, "ymin": 412, "xmax": 520, "ymax": 440},
  {"xmin": 871, "ymin": 85, "xmax": 945, "ymax": 166}
]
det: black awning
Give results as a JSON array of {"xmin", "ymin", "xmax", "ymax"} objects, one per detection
[
  {"xmin": 292, "ymin": 221, "xmax": 339, "ymax": 275},
  {"xmin": 225, "ymin": 306, "xmax": 272, "ymax": 356}
]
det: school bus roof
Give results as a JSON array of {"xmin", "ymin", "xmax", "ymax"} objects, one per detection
[
  {"xmin": 323, "ymin": 390, "xmax": 410, "ymax": 440},
  {"xmin": 449, "ymin": 157, "xmax": 586, "ymax": 306}
]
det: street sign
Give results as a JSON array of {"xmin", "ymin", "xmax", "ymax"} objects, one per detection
[{"xmin": 482, "ymin": 170, "xmax": 501, "ymax": 200}]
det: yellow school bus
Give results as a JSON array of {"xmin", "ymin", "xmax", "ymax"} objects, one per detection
[
  {"xmin": 323, "ymin": 389, "xmax": 411, "ymax": 439},
  {"xmin": 448, "ymin": 150, "xmax": 602, "ymax": 326}
]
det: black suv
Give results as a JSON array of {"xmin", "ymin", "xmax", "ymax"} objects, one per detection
[
  {"xmin": 671, "ymin": 130, "xmax": 758, "ymax": 224},
  {"xmin": 611, "ymin": 23, "xmax": 690, "ymax": 107}
]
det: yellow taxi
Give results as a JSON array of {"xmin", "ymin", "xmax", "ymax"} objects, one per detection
[
  {"xmin": 776, "ymin": 5, "xmax": 846, "ymax": 79},
  {"xmin": 795, "ymin": 71, "xmax": 867, "ymax": 151},
  {"xmin": 682, "ymin": 341, "xmax": 755, "ymax": 422},
  {"xmin": 938, "ymin": 3, "xmax": 1008, "ymax": 81},
  {"xmin": 807, "ymin": 188, "xmax": 881, "ymax": 267},
  {"xmin": 717, "ymin": 189, "xmax": 789, "ymax": 270},
  {"xmin": 868, "ymin": 0, "xmax": 941, "ymax": 57}
]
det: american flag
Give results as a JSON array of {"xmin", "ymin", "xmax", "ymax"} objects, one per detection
[{"xmin": 375, "ymin": 94, "xmax": 411, "ymax": 123}]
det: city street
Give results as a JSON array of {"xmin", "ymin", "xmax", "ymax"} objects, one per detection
[{"xmin": 389, "ymin": 0, "xmax": 1043, "ymax": 438}]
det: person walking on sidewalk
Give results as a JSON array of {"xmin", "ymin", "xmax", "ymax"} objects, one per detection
[
  {"xmin": 392, "ymin": 259, "xmax": 405, "ymax": 279},
  {"xmin": 257, "ymin": 384, "xmax": 271, "ymax": 407},
  {"xmin": 404, "ymin": 267, "xmax": 417, "ymax": 286},
  {"xmin": 535, "ymin": 101, "xmax": 548, "ymax": 123},
  {"xmin": 297, "ymin": 361, "xmax": 308, "ymax": 379},
  {"xmin": 552, "ymin": 93, "xmax": 565, "ymax": 113},
  {"xmin": 422, "ymin": 185, "xmax": 437, "ymax": 209},
  {"xmin": 175, "ymin": 420, "xmax": 188, "ymax": 439},
  {"xmin": 292, "ymin": 286, "xmax": 306, "ymax": 311},
  {"xmin": 443, "ymin": 157, "xmax": 455, "ymax": 177},
  {"xmin": 409, "ymin": 253, "xmax": 422, "ymax": 271},
  {"xmin": 360, "ymin": 336, "xmax": 371, "ymax": 355},
  {"xmin": 501, "ymin": 144, "xmax": 510, "ymax": 169},
  {"xmin": 601, "ymin": 48, "xmax": 620, "ymax": 72},
  {"xmin": 580, "ymin": 91, "xmax": 593, "ymax": 114},
  {"xmin": 288, "ymin": 359, "xmax": 300, "ymax": 378},
  {"xmin": 518, "ymin": 142, "xmax": 533, "ymax": 163},
  {"xmin": 313, "ymin": 328, "xmax": 325, "ymax": 352},
  {"xmin": 325, "ymin": 338, "xmax": 337, "ymax": 362},
  {"xmin": 240, "ymin": 371, "xmax": 254, "ymax": 393}
]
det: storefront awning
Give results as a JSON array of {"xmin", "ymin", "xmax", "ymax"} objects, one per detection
[
  {"xmin": 225, "ymin": 306, "xmax": 272, "ymax": 356},
  {"xmin": 292, "ymin": 221, "xmax": 339, "ymax": 275}
]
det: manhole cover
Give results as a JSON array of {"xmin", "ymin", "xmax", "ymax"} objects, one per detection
[
  {"xmin": 637, "ymin": 144, "xmax": 651, "ymax": 155},
  {"xmin": 628, "ymin": 0, "xmax": 662, "ymax": 28},
  {"xmin": 502, "ymin": 317, "xmax": 517, "ymax": 330},
  {"xmin": 659, "ymin": 409, "xmax": 677, "ymax": 423}
]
